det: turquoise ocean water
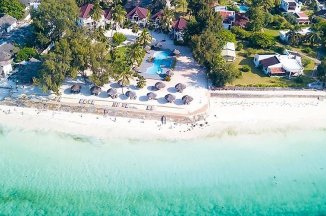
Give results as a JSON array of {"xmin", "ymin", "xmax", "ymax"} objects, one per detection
[{"xmin": 0, "ymin": 125, "xmax": 326, "ymax": 215}]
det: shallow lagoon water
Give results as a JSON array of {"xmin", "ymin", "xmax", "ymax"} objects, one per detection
[{"xmin": 0, "ymin": 126, "xmax": 326, "ymax": 215}]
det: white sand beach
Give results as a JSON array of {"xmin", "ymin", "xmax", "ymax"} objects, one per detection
[{"xmin": 1, "ymin": 93, "xmax": 326, "ymax": 140}]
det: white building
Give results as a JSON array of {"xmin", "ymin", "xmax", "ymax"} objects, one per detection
[
  {"xmin": 280, "ymin": 0, "xmax": 302, "ymax": 13},
  {"xmin": 221, "ymin": 42, "xmax": 236, "ymax": 62},
  {"xmin": 279, "ymin": 27, "xmax": 311, "ymax": 42},
  {"xmin": 0, "ymin": 43, "xmax": 17, "ymax": 77},
  {"xmin": 0, "ymin": 15, "xmax": 17, "ymax": 33},
  {"xmin": 78, "ymin": 3, "xmax": 112, "ymax": 29},
  {"xmin": 254, "ymin": 52, "xmax": 303, "ymax": 77},
  {"xmin": 126, "ymin": 6, "xmax": 149, "ymax": 27},
  {"xmin": 214, "ymin": 6, "xmax": 235, "ymax": 30},
  {"xmin": 172, "ymin": 17, "xmax": 187, "ymax": 42}
]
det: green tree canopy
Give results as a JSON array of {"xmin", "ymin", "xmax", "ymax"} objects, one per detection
[
  {"xmin": 0, "ymin": 0, "xmax": 25, "ymax": 20},
  {"xmin": 32, "ymin": 0, "xmax": 79, "ymax": 48}
]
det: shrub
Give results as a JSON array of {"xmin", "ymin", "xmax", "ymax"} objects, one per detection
[
  {"xmin": 302, "ymin": 58, "xmax": 312, "ymax": 67},
  {"xmin": 302, "ymin": 47, "xmax": 312, "ymax": 54},
  {"xmin": 164, "ymin": 75, "xmax": 171, "ymax": 82},
  {"xmin": 245, "ymin": 48, "xmax": 255, "ymax": 57},
  {"xmin": 137, "ymin": 77, "xmax": 146, "ymax": 88},
  {"xmin": 15, "ymin": 47, "xmax": 38, "ymax": 62},
  {"xmin": 249, "ymin": 33, "xmax": 276, "ymax": 49},
  {"xmin": 294, "ymin": 76, "xmax": 304, "ymax": 84},
  {"xmin": 112, "ymin": 32, "xmax": 127, "ymax": 45},
  {"xmin": 240, "ymin": 65, "xmax": 251, "ymax": 72},
  {"xmin": 236, "ymin": 42, "xmax": 243, "ymax": 51},
  {"xmin": 230, "ymin": 26, "xmax": 251, "ymax": 40}
]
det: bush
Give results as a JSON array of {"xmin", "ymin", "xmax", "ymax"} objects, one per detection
[
  {"xmin": 293, "ymin": 76, "xmax": 304, "ymax": 84},
  {"xmin": 283, "ymin": 13, "xmax": 298, "ymax": 25},
  {"xmin": 245, "ymin": 48, "xmax": 255, "ymax": 57},
  {"xmin": 14, "ymin": 47, "xmax": 38, "ymax": 62},
  {"xmin": 240, "ymin": 65, "xmax": 251, "ymax": 72},
  {"xmin": 137, "ymin": 77, "xmax": 146, "ymax": 88},
  {"xmin": 249, "ymin": 33, "xmax": 276, "ymax": 49},
  {"xmin": 302, "ymin": 58, "xmax": 312, "ymax": 67},
  {"xmin": 164, "ymin": 75, "xmax": 171, "ymax": 82},
  {"xmin": 112, "ymin": 32, "xmax": 127, "ymax": 45},
  {"xmin": 231, "ymin": 26, "xmax": 251, "ymax": 40},
  {"xmin": 236, "ymin": 42, "xmax": 243, "ymax": 51},
  {"xmin": 302, "ymin": 47, "xmax": 312, "ymax": 54}
]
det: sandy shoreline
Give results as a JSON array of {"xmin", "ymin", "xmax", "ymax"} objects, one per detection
[{"xmin": 1, "ymin": 95, "xmax": 326, "ymax": 140}]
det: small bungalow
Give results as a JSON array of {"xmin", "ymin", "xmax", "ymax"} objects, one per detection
[
  {"xmin": 280, "ymin": 0, "xmax": 302, "ymax": 13},
  {"xmin": 78, "ymin": 3, "xmax": 112, "ymax": 29},
  {"xmin": 151, "ymin": 10, "xmax": 163, "ymax": 29},
  {"xmin": 221, "ymin": 42, "xmax": 236, "ymax": 62},
  {"xmin": 279, "ymin": 27, "xmax": 311, "ymax": 42},
  {"xmin": 254, "ymin": 52, "xmax": 303, "ymax": 77},
  {"xmin": 0, "ymin": 15, "xmax": 17, "ymax": 33},
  {"xmin": 295, "ymin": 12, "xmax": 310, "ymax": 24},
  {"xmin": 172, "ymin": 17, "xmax": 187, "ymax": 42},
  {"xmin": 214, "ymin": 6, "xmax": 235, "ymax": 30},
  {"xmin": 19, "ymin": 0, "xmax": 41, "ymax": 10},
  {"xmin": 126, "ymin": 6, "xmax": 149, "ymax": 27},
  {"xmin": 0, "ymin": 43, "xmax": 17, "ymax": 77}
]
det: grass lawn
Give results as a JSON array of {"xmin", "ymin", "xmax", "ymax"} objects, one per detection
[{"xmin": 228, "ymin": 50, "xmax": 314, "ymax": 88}]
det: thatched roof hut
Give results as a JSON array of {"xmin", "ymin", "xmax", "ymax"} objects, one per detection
[
  {"xmin": 90, "ymin": 86, "xmax": 101, "ymax": 96},
  {"xmin": 107, "ymin": 88, "xmax": 118, "ymax": 99},
  {"xmin": 70, "ymin": 84, "xmax": 81, "ymax": 94},
  {"xmin": 175, "ymin": 83, "xmax": 186, "ymax": 93},
  {"xmin": 165, "ymin": 94, "xmax": 176, "ymax": 103},
  {"xmin": 173, "ymin": 49, "xmax": 180, "ymax": 56},
  {"xmin": 182, "ymin": 95, "xmax": 193, "ymax": 105},
  {"xmin": 166, "ymin": 70, "xmax": 174, "ymax": 76},
  {"xmin": 147, "ymin": 92, "xmax": 157, "ymax": 100},
  {"xmin": 125, "ymin": 90, "xmax": 137, "ymax": 100},
  {"xmin": 154, "ymin": 81, "xmax": 166, "ymax": 90}
]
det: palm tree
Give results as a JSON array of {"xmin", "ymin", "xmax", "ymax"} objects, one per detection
[
  {"xmin": 127, "ymin": 44, "xmax": 145, "ymax": 66},
  {"xmin": 160, "ymin": 7, "xmax": 174, "ymax": 32},
  {"xmin": 118, "ymin": 70, "xmax": 134, "ymax": 94},
  {"xmin": 137, "ymin": 29, "xmax": 152, "ymax": 47},
  {"xmin": 112, "ymin": 5, "xmax": 126, "ymax": 29},
  {"xmin": 305, "ymin": 32, "xmax": 321, "ymax": 47},
  {"xmin": 92, "ymin": 0, "xmax": 102, "ymax": 22},
  {"xmin": 286, "ymin": 25, "xmax": 302, "ymax": 46}
]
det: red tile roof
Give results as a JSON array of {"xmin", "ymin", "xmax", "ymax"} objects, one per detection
[
  {"xmin": 127, "ymin": 6, "xmax": 148, "ymax": 20},
  {"xmin": 296, "ymin": 12, "xmax": 309, "ymax": 18},
  {"xmin": 260, "ymin": 56, "xmax": 280, "ymax": 68},
  {"xmin": 173, "ymin": 17, "xmax": 187, "ymax": 31},
  {"xmin": 103, "ymin": 9, "xmax": 112, "ymax": 20},
  {"xmin": 218, "ymin": 11, "xmax": 235, "ymax": 20},
  {"xmin": 269, "ymin": 67, "xmax": 286, "ymax": 75},
  {"xmin": 80, "ymin": 3, "xmax": 94, "ymax": 19},
  {"xmin": 151, "ymin": 10, "xmax": 163, "ymax": 20}
]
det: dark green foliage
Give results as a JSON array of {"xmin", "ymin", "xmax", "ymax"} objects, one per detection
[
  {"xmin": 0, "ymin": 0, "xmax": 25, "ymax": 19},
  {"xmin": 15, "ymin": 47, "xmax": 38, "ymax": 62},
  {"xmin": 249, "ymin": 33, "xmax": 276, "ymax": 49},
  {"xmin": 240, "ymin": 65, "xmax": 251, "ymax": 72}
]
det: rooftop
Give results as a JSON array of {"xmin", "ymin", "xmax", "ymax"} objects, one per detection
[
  {"xmin": 173, "ymin": 17, "xmax": 187, "ymax": 31},
  {"xmin": 0, "ymin": 15, "xmax": 17, "ymax": 27},
  {"xmin": 127, "ymin": 6, "xmax": 148, "ymax": 19}
]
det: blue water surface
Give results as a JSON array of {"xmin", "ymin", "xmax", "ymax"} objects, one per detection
[
  {"xmin": 146, "ymin": 51, "xmax": 173, "ymax": 75},
  {"xmin": 238, "ymin": 5, "xmax": 249, "ymax": 13}
]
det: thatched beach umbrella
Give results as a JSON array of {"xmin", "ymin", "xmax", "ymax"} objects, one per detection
[
  {"xmin": 175, "ymin": 83, "xmax": 186, "ymax": 93},
  {"xmin": 70, "ymin": 84, "xmax": 81, "ymax": 94},
  {"xmin": 107, "ymin": 88, "xmax": 118, "ymax": 99},
  {"xmin": 90, "ymin": 86, "xmax": 101, "ymax": 96},
  {"xmin": 166, "ymin": 70, "xmax": 174, "ymax": 76},
  {"xmin": 125, "ymin": 90, "xmax": 137, "ymax": 100},
  {"xmin": 165, "ymin": 94, "xmax": 176, "ymax": 103},
  {"xmin": 173, "ymin": 49, "xmax": 180, "ymax": 56},
  {"xmin": 182, "ymin": 95, "xmax": 193, "ymax": 105},
  {"xmin": 154, "ymin": 82, "xmax": 166, "ymax": 90},
  {"xmin": 147, "ymin": 92, "xmax": 157, "ymax": 100}
]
